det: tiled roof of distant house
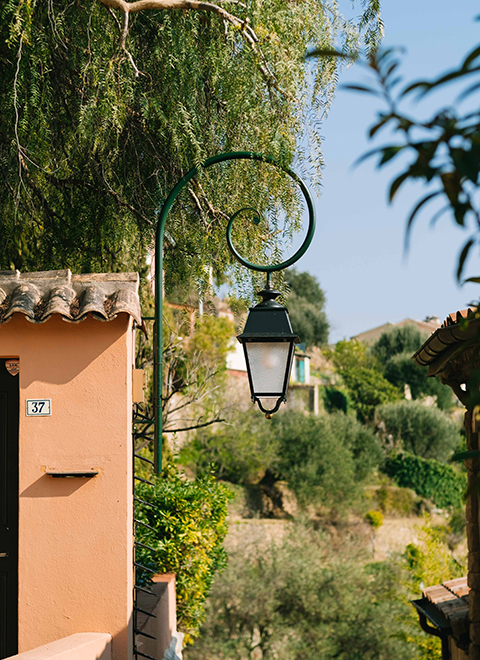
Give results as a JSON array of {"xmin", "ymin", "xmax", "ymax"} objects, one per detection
[
  {"xmin": 0, "ymin": 269, "xmax": 143, "ymax": 328},
  {"xmin": 352, "ymin": 317, "xmax": 441, "ymax": 345}
]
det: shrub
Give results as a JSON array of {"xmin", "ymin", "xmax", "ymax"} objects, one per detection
[
  {"xmin": 331, "ymin": 338, "xmax": 373, "ymax": 371},
  {"xmin": 328, "ymin": 411, "xmax": 383, "ymax": 481},
  {"xmin": 400, "ymin": 518, "xmax": 466, "ymax": 660},
  {"xmin": 375, "ymin": 484, "xmax": 417, "ymax": 516},
  {"xmin": 383, "ymin": 352, "xmax": 454, "ymax": 410},
  {"xmin": 323, "ymin": 386, "xmax": 349, "ymax": 413},
  {"xmin": 180, "ymin": 411, "xmax": 278, "ymax": 484},
  {"xmin": 187, "ymin": 523, "xmax": 414, "ymax": 660},
  {"xmin": 383, "ymin": 452, "xmax": 467, "ymax": 509},
  {"xmin": 402, "ymin": 517, "xmax": 465, "ymax": 593},
  {"xmin": 342, "ymin": 366, "xmax": 401, "ymax": 422},
  {"xmin": 274, "ymin": 413, "xmax": 357, "ymax": 509},
  {"xmin": 274, "ymin": 412, "xmax": 382, "ymax": 510},
  {"xmin": 376, "ymin": 400, "xmax": 461, "ymax": 461},
  {"xmin": 330, "ymin": 339, "xmax": 401, "ymax": 422},
  {"xmin": 365, "ymin": 509, "xmax": 384, "ymax": 529},
  {"xmin": 183, "ymin": 411, "xmax": 383, "ymax": 515},
  {"xmin": 135, "ymin": 468, "xmax": 233, "ymax": 641}
]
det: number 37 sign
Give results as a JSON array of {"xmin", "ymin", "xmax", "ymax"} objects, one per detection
[{"xmin": 26, "ymin": 399, "xmax": 52, "ymax": 416}]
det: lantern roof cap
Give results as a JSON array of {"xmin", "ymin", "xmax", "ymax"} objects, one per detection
[
  {"xmin": 0, "ymin": 269, "xmax": 143, "ymax": 329},
  {"xmin": 237, "ymin": 288, "xmax": 299, "ymax": 342}
]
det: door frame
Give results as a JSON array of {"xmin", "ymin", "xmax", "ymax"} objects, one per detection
[{"xmin": 0, "ymin": 358, "xmax": 19, "ymax": 659}]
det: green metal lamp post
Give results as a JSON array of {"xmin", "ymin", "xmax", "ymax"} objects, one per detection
[{"xmin": 154, "ymin": 151, "xmax": 315, "ymax": 472}]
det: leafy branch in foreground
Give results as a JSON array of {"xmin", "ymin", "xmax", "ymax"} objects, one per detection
[
  {"xmin": 347, "ymin": 43, "xmax": 480, "ymax": 280},
  {"xmin": 135, "ymin": 468, "xmax": 233, "ymax": 642}
]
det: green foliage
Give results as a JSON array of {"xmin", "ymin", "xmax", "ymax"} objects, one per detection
[
  {"xmin": 180, "ymin": 411, "xmax": 278, "ymax": 484},
  {"xmin": 448, "ymin": 507, "xmax": 467, "ymax": 543},
  {"xmin": 365, "ymin": 509, "xmax": 383, "ymax": 529},
  {"xmin": 384, "ymin": 452, "xmax": 467, "ymax": 509},
  {"xmin": 372, "ymin": 325, "xmax": 427, "ymax": 364},
  {"xmin": 137, "ymin": 308, "xmax": 235, "ymax": 434},
  {"xmin": 371, "ymin": 327, "xmax": 454, "ymax": 410},
  {"xmin": 376, "ymin": 400, "xmax": 461, "ymax": 461},
  {"xmin": 327, "ymin": 411, "xmax": 383, "ymax": 481},
  {"xmin": 383, "ymin": 352, "xmax": 454, "ymax": 410},
  {"xmin": 374, "ymin": 484, "xmax": 417, "ymax": 516},
  {"xmin": 182, "ymin": 410, "xmax": 382, "ymax": 513},
  {"xmin": 402, "ymin": 517, "xmax": 465, "ymax": 593},
  {"xmin": 331, "ymin": 338, "xmax": 375, "ymax": 371},
  {"xmin": 0, "ymin": 0, "xmax": 381, "ymax": 279},
  {"xmin": 400, "ymin": 518, "xmax": 465, "ymax": 660},
  {"xmin": 274, "ymin": 411, "xmax": 382, "ymax": 509},
  {"xmin": 354, "ymin": 44, "xmax": 480, "ymax": 281},
  {"xmin": 275, "ymin": 414, "xmax": 357, "ymax": 509},
  {"xmin": 135, "ymin": 468, "xmax": 233, "ymax": 641},
  {"xmin": 187, "ymin": 316, "xmax": 234, "ymax": 364},
  {"xmin": 286, "ymin": 268, "xmax": 326, "ymax": 307},
  {"xmin": 285, "ymin": 268, "xmax": 329, "ymax": 347},
  {"xmin": 342, "ymin": 365, "xmax": 401, "ymax": 422},
  {"xmin": 331, "ymin": 339, "xmax": 401, "ymax": 422},
  {"xmin": 187, "ymin": 524, "xmax": 414, "ymax": 660},
  {"xmin": 322, "ymin": 385, "xmax": 349, "ymax": 413},
  {"xmin": 286, "ymin": 294, "xmax": 329, "ymax": 348}
]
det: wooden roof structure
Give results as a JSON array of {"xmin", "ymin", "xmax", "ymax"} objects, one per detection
[
  {"xmin": 412, "ymin": 577, "xmax": 470, "ymax": 658},
  {"xmin": 412, "ymin": 309, "xmax": 480, "ymax": 406}
]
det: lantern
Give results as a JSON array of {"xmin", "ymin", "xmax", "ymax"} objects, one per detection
[{"xmin": 237, "ymin": 286, "xmax": 299, "ymax": 417}]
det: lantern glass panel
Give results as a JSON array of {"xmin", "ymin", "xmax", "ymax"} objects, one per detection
[{"xmin": 244, "ymin": 341, "xmax": 292, "ymax": 395}]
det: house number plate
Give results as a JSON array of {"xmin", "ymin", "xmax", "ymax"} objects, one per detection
[{"xmin": 26, "ymin": 399, "xmax": 52, "ymax": 416}]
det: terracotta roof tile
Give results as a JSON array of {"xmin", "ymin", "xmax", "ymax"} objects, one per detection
[
  {"xmin": 441, "ymin": 308, "xmax": 476, "ymax": 328},
  {"xmin": 412, "ymin": 577, "xmax": 470, "ymax": 652},
  {"xmin": 413, "ymin": 307, "xmax": 480, "ymax": 372},
  {"xmin": 0, "ymin": 269, "xmax": 143, "ymax": 328},
  {"xmin": 443, "ymin": 577, "xmax": 470, "ymax": 598}
]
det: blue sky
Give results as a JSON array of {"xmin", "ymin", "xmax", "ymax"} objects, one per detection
[{"xmin": 294, "ymin": 0, "xmax": 480, "ymax": 343}]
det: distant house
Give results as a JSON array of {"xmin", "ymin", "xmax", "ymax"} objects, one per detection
[{"xmin": 352, "ymin": 316, "xmax": 441, "ymax": 345}]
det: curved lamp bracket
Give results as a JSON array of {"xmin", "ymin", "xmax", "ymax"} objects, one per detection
[
  {"xmin": 154, "ymin": 151, "xmax": 316, "ymax": 472},
  {"xmin": 225, "ymin": 168, "xmax": 315, "ymax": 275}
]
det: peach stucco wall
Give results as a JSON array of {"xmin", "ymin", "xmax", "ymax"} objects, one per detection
[{"xmin": 0, "ymin": 314, "xmax": 134, "ymax": 660}]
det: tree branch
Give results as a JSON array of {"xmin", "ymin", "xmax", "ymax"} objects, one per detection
[
  {"xmin": 98, "ymin": 0, "xmax": 284, "ymax": 95},
  {"xmin": 163, "ymin": 417, "xmax": 225, "ymax": 433}
]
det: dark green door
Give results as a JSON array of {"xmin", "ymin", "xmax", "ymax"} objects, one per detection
[{"xmin": 0, "ymin": 359, "xmax": 19, "ymax": 659}]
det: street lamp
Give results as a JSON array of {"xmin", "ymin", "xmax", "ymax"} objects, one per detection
[
  {"xmin": 237, "ymin": 282, "xmax": 299, "ymax": 417},
  {"xmin": 154, "ymin": 151, "xmax": 315, "ymax": 471}
]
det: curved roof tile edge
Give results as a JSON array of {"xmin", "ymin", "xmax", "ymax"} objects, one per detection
[
  {"xmin": 413, "ymin": 308, "xmax": 480, "ymax": 373},
  {"xmin": 0, "ymin": 269, "xmax": 144, "ymax": 331}
]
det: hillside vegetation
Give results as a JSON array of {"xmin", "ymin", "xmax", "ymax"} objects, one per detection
[
  {"xmin": 177, "ymin": 324, "xmax": 467, "ymax": 659},
  {"xmin": 135, "ymin": 303, "xmax": 467, "ymax": 658}
]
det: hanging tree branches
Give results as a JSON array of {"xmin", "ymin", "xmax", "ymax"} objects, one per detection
[
  {"xmin": 0, "ymin": 0, "xmax": 382, "ymax": 282},
  {"xmin": 99, "ymin": 0, "xmax": 279, "ymax": 89}
]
